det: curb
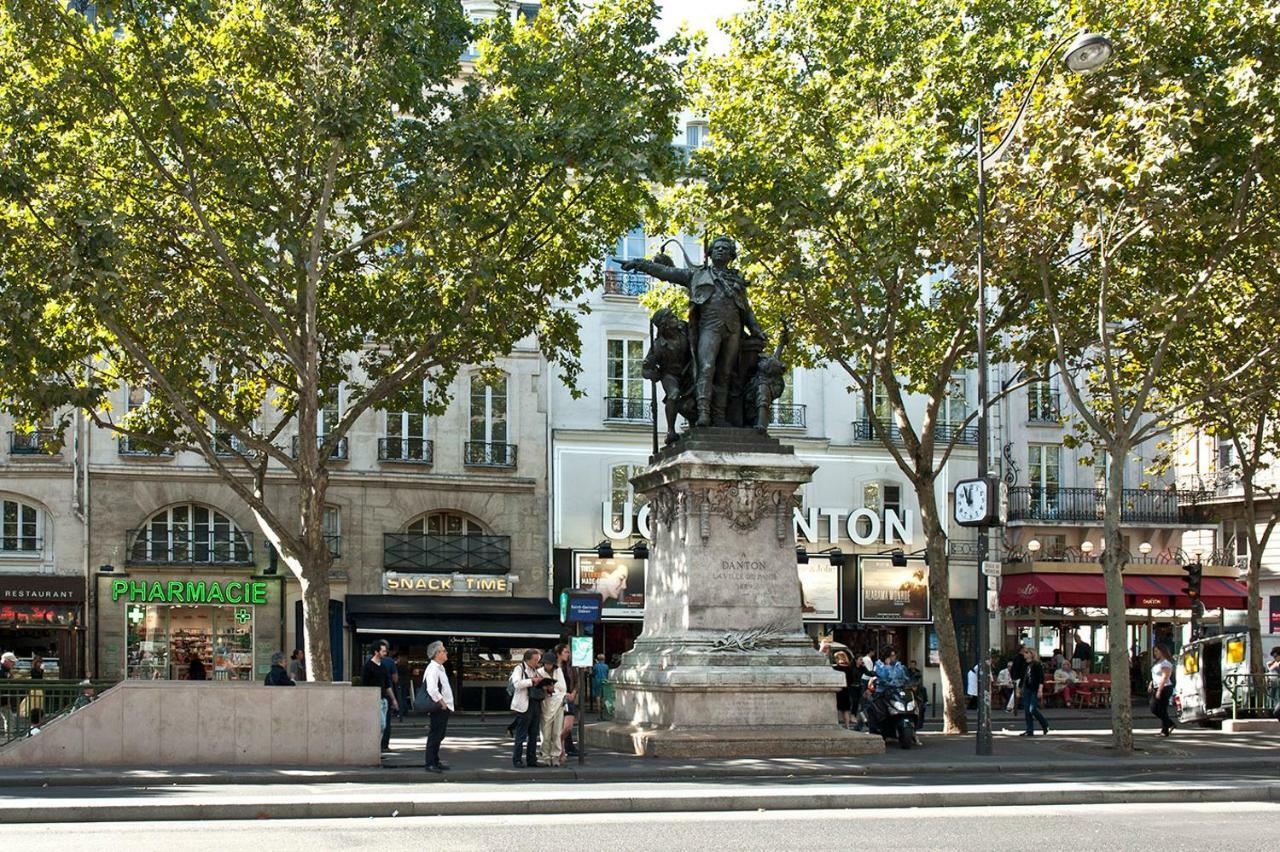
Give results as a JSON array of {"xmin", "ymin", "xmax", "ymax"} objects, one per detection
[
  {"xmin": 0, "ymin": 781, "xmax": 1276, "ymax": 824},
  {"xmin": 3, "ymin": 754, "xmax": 1279, "ymax": 790}
]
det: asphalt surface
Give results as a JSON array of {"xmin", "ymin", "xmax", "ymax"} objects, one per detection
[{"xmin": 4, "ymin": 802, "xmax": 1277, "ymax": 852}]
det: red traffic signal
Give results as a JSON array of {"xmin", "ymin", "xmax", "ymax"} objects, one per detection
[{"xmin": 1181, "ymin": 562, "xmax": 1204, "ymax": 599}]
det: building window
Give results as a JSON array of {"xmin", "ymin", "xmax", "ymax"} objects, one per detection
[
  {"xmin": 686, "ymin": 122, "xmax": 709, "ymax": 149},
  {"xmin": 943, "ymin": 374, "xmax": 969, "ymax": 424},
  {"xmin": 323, "ymin": 506, "xmax": 342, "ymax": 559},
  {"xmin": 1216, "ymin": 440, "xmax": 1235, "ymax": 471},
  {"xmin": 469, "ymin": 373, "xmax": 508, "ymax": 446},
  {"xmin": 606, "ymin": 338, "xmax": 647, "ymax": 420},
  {"xmin": 131, "ymin": 504, "xmax": 251, "ymax": 565},
  {"xmin": 319, "ymin": 385, "xmax": 341, "ymax": 436},
  {"xmin": 1, "ymin": 498, "xmax": 41, "ymax": 553},
  {"xmin": 1039, "ymin": 533, "xmax": 1067, "ymax": 559},
  {"xmin": 857, "ymin": 481, "xmax": 902, "ymax": 538},
  {"xmin": 1028, "ymin": 444, "xmax": 1061, "ymax": 513},
  {"xmin": 864, "ymin": 375, "xmax": 891, "ymax": 423},
  {"xmin": 608, "ymin": 464, "xmax": 647, "ymax": 534},
  {"xmin": 604, "ymin": 226, "xmax": 649, "ymax": 296},
  {"xmin": 679, "ymin": 233, "xmax": 704, "ymax": 265},
  {"xmin": 407, "ymin": 511, "xmax": 485, "ymax": 536},
  {"xmin": 1028, "ymin": 379, "xmax": 1058, "ymax": 422}
]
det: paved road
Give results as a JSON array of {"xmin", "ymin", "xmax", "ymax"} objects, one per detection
[{"xmin": 5, "ymin": 802, "xmax": 1276, "ymax": 851}]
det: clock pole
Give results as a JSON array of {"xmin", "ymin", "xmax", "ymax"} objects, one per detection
[{"xmin": 974, "ymin": 113, "xmax": 994, "ymax": 757}]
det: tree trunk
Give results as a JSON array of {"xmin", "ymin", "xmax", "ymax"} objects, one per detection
[
  {"xmin": 1102, "ymin": 449, "xmax": 1133, "ymax": 751},
  {"xmin": 297, "ymin": 564, "xmax": 334, "ymax": 682},
  {"xmin": 917, "ymin": 477, "xmax": 968, "ymax": 734},
  {"xmin": 295, "ymin": 470, "xmax": 334, "ymax": 682}
]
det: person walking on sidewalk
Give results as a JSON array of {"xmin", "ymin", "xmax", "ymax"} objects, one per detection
[
  {"xmin": 1006, "ymin": 646, "xmax": 1028, "ymax": 713},
  {"xmin": 423, "ymin": 641, "xmax": 454, "ymax": 773},
  {"xmin": 592, "ymin": 654, "xmax": 609, "ymax": 712},
  {"xmin": 509, "ymin": 649, "xmax": 547, "ymax": 767},
  {"xmin": 362, "ymin": 640, "xmax": 398, "ymax": 754},
  {"xmin": 556, "ymin": 643, "xmax": 579, "ymax": 758},
  {"xmin": 537, "ymin": 651, "xmax": 568, "ymax": 767},
  {"xmin": 1020, "ymin": 646, "xmax": 1049, "ymax": 737},
  {"xmin": 1149, "ymin": 644, "xmax": 1177, "ymax": 737},
  {"xmin": 264, "ymin": 652, "xmax": 295, "ymax": 686},
  {"xmin": 287, "ymin": 649, "xmax": 306, "ymax": 683}
]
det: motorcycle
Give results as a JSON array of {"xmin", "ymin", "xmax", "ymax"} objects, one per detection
[{"xmin": 863, "ymin": 684, "xmax": 918, "ymax": 749}]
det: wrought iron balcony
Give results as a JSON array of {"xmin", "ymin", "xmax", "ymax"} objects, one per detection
[
  {"xmin": 379, "ymin": 436, "xmax": 434, "ymax": 464},
  {"xmin": 602, "ymin": 269, "xmax": 651, "ymax": 297},
  {"xmin": 8, "ymin": 430, "xmax": 60, "ymax": 455},
  {"xmin": 769, "ymin": 404, "xmax": 806, "ymax": 429},
  {"xmin": 126, "ymin": 529, "xmax": 254, "ymax": 566},
  {"xmin": 853, "ymin": 418, "xmax": 976, "ymax": 445},
  {"xmin": 117, "ymin": 436, "xmax": 173, "ymax": 457},
  {"xmin": 1028, "ymin": 391, "xmax": 1062, "ymax": 424},
  {"xmin": 1007, "ymin": 486, "xmax": 1213, "ymax": 525},
  {"xmin": 604, "ymin": 396, "xmax": 653, "ymax": 423},
  {"xmin": 291, "ymin": 435, "xmax": 349, "ymax": 460},
  {"xmin": 464, "ymin": 441, "xmax": 517, "ymax": 468},
  {"xmin": 383, "ymin": 533, "xmax": 511, "ymax": 573}
]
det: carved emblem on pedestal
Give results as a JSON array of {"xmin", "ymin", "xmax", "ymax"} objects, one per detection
[{"xmin": 709, "ymin": 480, "xmax": 783, "ymax": 533}]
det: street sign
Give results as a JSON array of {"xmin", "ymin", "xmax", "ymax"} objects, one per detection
[
  {"xmin": 986, "ymin": 575, "xmax": 998, "ymax": 591},
  {"xmin": 981, "ymin": 561, "xmax": 1002, "ymax": 577},
  {"xmin": 559, "ymin": 590, "xmax": 569, "ymax": 623},
  {"xmin": 564, "ymin": 589, "xmax": 603, "ymax": 624},
  {"xmin": 571, "ymin": 635, "xmax": 594, "ymax": 667},
  {"xmin": 986, "ymin": 590, "xmax": 999, "ymax": 610}
]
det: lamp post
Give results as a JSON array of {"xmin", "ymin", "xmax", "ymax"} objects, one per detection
[{"xmin": 973, "ymin": 30, "xmax": 1113, "ymax": 756}]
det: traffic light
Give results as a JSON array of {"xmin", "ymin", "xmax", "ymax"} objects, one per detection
[{"xmin": 1182, "ymin": 561, "xmax": 1203, "ymax": 601}]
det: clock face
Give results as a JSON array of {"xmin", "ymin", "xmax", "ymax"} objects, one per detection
[{"xmin": 954, "ymin": 479, "xmax": 990, "ymax": 525}]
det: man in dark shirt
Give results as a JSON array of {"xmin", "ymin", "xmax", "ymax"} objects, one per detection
[
  {"xmin": 1072, "ymin": 633, "xmax": 1094, "ymax": 674},
  {"xmin": 1007, "ymin": 647, "xmax": 1028, "ymax": 713},
  {"xmin": 1020, "ymin": 646, "xmax": 1050, "ymax": 737},
  {"xmin": 362, "ymin": 640, "xmax": 398, "ymax": 753}
]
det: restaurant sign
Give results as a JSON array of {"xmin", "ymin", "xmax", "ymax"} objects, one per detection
[
  {"xmin": 383, "ymin": 573, "xmax": 516, "ymax": 596},
  {"xmin": 0, "ymin": 576, "xmax": 83, "ymax": 603},
  {"xmin": 110, "ymin": 579, "xmax": 270, "ymax": 605}
]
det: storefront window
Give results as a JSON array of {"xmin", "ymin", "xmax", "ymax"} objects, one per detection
[{"xmin": 126, "ymin": 604, "xmax": 254, "ymax": 680}]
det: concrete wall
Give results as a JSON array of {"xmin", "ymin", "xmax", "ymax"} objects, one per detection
[{"xmin": 0, "ymin": 681, "xmax": 381, "ymax": 767}]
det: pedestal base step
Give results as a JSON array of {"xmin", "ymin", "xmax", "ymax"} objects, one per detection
[{"xmin": 586, "ymin": 722, "xmax": 885, "ymax": 759}]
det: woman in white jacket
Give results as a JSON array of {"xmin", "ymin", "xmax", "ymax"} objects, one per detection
[{"xmin": 536, "ymin": 652, "xmax": 568, "ymax": 766}]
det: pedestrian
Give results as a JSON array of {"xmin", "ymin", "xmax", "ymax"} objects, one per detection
[
  {"xmin": 422, "ymin": 641, "xmax": 454, "ymax": 774},
  {"xmin": 361, "ymin": 640, "xmax": 398, "ymax": 754},
  {"xmin": 509, "ymin": 649, "xmax": 547, "ymax": 767},
  {"xmin": 1267, "ymin": 647, "xmax": 1280, "ymax": 708},
  {"xmin": 538, "ymin": 650, "xmax": 568, "ymax": 767},
  {"xmin": 833, "ymin": 650, "xmax": 855, "ymax": 728},
  {"xmin": 288, "ymin": 649, "xmax": 306, "ymax": 683},
  {"xmin": 997, "ymin": 661, "xmax": 1015, "ymax": 708},
  {"xmin": 965, "ymin": 661, "xmax": 980, "ymax": 709},
  {"xmin": 556, "ymin": 643, "xmax": 578, "ymax": 758},
  {"xmin": 1020, "ymin": 646, "xmax": 1049, "ymax": 737},
  {"xmin": 0, "ymin": 651, "xmax": 16, "ymax": 736},
  {"xmin": 187, "ymin": 653, "xmax": 207, "ymax": 681},
  {"xmin": 906, "ymin": 658, "xmax": 927, "ymax": 731},
  {"xmin": 382, "ymin": 646, "xmax": 402, "ymax": 722},
  {"xmin": 592, "ymin": 654, "xmax": 609, "ymax": 712},
  {"xmin": 1006, "ymin": 646, "xmax": 1028, "ymax": 713},
  {"xmin": 30, "ymin": 654, "xmax": 44, "ymax": 679},
  {"xmin": 264, "ymin": 651, "xmax": 295, "ymax": 686},
  {"xmin": 1072, "ymin": 632, "xmax": 1093, "ymax": 674},
  {"xmin": 1149, "ymin": 644, "xmax": 1176, "ymax": 736},
  {"xmin": 70, "ymin": 679, "xmax": 96, "ymax": 712}
]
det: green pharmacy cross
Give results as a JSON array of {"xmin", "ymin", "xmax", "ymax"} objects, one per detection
[{"xmin": 234, "ymin": 608, "xmax": 251, "ymax": 625}]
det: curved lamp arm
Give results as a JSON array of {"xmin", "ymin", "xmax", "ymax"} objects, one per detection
[{"xmin": 981, "ymin": 31, "xmax": 1079, "ymax": 170}]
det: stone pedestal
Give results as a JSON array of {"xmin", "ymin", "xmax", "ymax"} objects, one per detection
[{"xmin": 587, "ymin": 429, "xmax": 883, "ymax": 758}]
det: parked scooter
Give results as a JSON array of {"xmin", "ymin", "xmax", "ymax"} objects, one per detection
[{"xmin": 863, "ymin": 683, "xmax": 918, "ymax": 749}]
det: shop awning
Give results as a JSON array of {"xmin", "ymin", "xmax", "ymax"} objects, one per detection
[
  {"xmin": 345, "ymin": 595, "xmax": 565, "ymax": 640},
  {"xmin": 998, "ymin": 573, "xmax": 1249, "ymax": 610}
]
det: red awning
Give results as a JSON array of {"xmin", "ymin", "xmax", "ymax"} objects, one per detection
[{"xmin": 998, "ymin": 572, "xmax": 1249, "ymax": 610}]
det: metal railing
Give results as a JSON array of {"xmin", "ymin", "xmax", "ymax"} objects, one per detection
[
  {"xmin": 8, "ymin": 429, "xmax": 61, "ymax": 455},
  {"xmin": 602, "ymin": 269, "xmax": 651, "ymax": 296},
  {"xmin": 126, "ymin": 529, "xmax": 255, "ymax": 566},
  {"xmin": 379, "ymin": 436, "xmax": 434, "ymax": 464},
  {"xmin": 213, "ymin": 432, "xmax": 254, "ymax": 457},
  {"xmin": 383, "ymin": 533, "xmax": 511, "ymax": 573},
  {"xmin": 1007, "ymin": 486, "xmax": 1213, "ymax": 524},
  {"xmin": 769, "ymin": 404, "xmax": 807, "ymax": 428},
  {"xmin": 1028, "ymin": 392, "xmax": 1062, "ymax": 423},
  {"xmin": 853, "ymin": 417, "xmax": 977, "ymax": 445},
  {"xmin": 117, "ymin": 436, "xmax": 173, "ymax": 457},
  {"xmin": 1226, "ymin": 672, "xmax": 1280, "ymax": 720},
  {"xmin": 464, "ymin": 441, "xmax": 517, "ymax": 468},
  {"xmin": 291, "ymin": 435, "xmax": 349, "ymax": 460},
  {"xmin": 0, "ymin": 681, "xmax": 116, "ymax": 745},
  {"xmin": 604, "ymin": 396, "xmax": 653, "ymax": 423}
]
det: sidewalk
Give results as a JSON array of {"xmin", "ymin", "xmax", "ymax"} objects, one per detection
[{"xmin": 1, "ymin": 711, "xmax": 1276, "ymax": 790}]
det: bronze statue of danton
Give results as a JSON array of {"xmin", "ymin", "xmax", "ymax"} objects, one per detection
[{"xmin": 622, "ymin": 236, "xmax": 787, "ymax": 443}]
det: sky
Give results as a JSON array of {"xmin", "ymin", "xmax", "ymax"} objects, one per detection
[{"xmin": 655, "ymin": 0, "xmax": 751, "ymax": 53}]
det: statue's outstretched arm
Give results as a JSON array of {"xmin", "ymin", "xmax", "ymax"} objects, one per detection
[{"xmin": 619, "ymin": 258, "xmax": 693, "ymax": 287}]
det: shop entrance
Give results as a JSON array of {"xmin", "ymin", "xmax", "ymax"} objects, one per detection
[{"xmin": 126, "ymin": 603, "xmax": 255, "ymax": 680}]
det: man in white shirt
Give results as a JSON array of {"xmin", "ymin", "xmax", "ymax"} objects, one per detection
[
  {"xmin": 509, "ymin": 649, "xmax": 548, "ymax": 767},
  {"xmin": 423, "ymin": 641, "xmax": 454, "ymax": 774}
]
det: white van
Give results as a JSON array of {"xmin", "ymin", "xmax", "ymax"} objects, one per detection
[{"xmin": 1173, "ymin": 632, "xmax": 1279, "ymax": 725}]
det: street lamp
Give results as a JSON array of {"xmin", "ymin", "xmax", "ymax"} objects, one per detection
[
  {"xmin": 1027, "ymin": 538, "xmax": 1042, "ymax": 556},
  {"xmin": 1080, "ymin": 540, "xmax": 1095, "ymax": 557},
  {"xmin": 973, "ymin": 30, "xmax": 1114, "ymax": 757}
]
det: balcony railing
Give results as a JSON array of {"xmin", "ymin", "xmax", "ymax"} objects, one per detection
[
  {"xmin": 379, "ymin": 437, "xmax": 434, "ymax": 464},
  {"xmin": 602, "ymin": 269, "xmax": 651, "ymax": 297},
  {"xmin": 383, "ymin": 533, "xmax": 511, "ymax": 573},
  {"xmin": 769, "ymin": 404, "xmax": 806, "ymax": 429},
  {"xmin": 604, "ymin": 396, "xmax": 653, "ymax": 423},
  {"xmin": 1007, "ymin": 486, "xmax": 1213, "ymax": 525},
  {"xmin": 464, "ymin": 441, "xmax": 517, "ymax": 468},
  {"xmin": 117, "ymin": 436, "xmax": 173, "ymax": 457},
  {"xmin": 8, "ymin": 429, "xmax": 60, "ymax": 455},
  {"xmin": 126, "ymin": 529, "xmax": 254, "ymax": 566},
  {"xmin": 213, "ymin": 432, "xmax": 254, "ymax": 457},
  {"xmin": 291, "ymin": 435, "xmax": 349, "ymax": 460},
  {"xmin": 853, "ymin": 418, "xmax": 977, "ymax": 445},
  {"xmin": 1028, "ymin": 392, "xmax": 1062, "ymax": 424}
]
